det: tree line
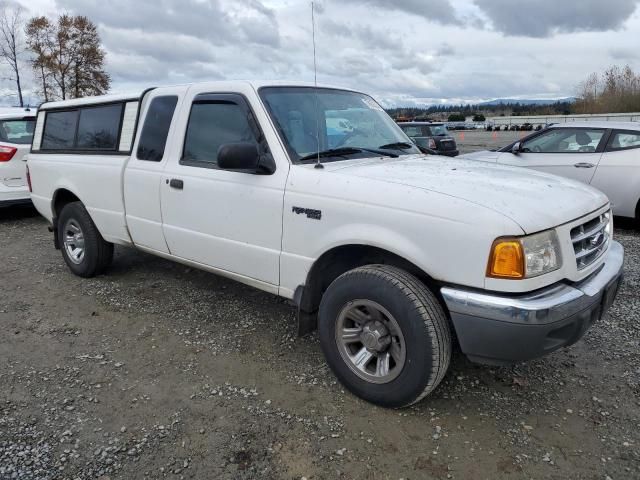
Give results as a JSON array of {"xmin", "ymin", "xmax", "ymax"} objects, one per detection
[
  {"xmin": 574, "ymin": 65, "xmax": 640, "ymax": 114},
  {"xmin": 388, "ymin": 65, "xmax": 640, "ymax": 121},
  {"xmin": 387, "ymin": 101, "xmax": 573, "ymax": 121},
  {"xmin": 0, "ymin": 1, "xmax": 109, "ymax": 106}
]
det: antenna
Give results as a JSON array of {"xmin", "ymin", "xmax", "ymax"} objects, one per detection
[
  {"xmin": 311, "ymin": 1, "xmax": 318, "ymax": 86},
  {"xmin": 311, "ymin": 1, "xmax": 323, "ymax": 169}
]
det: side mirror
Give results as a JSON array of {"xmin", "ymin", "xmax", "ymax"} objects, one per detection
[
  {"xmin": 217, "ymin": 142, "xmax": 260, "ymax": 171},
  {"xmin": 511, "ymin": 142, "xmax": 521, "ymax": 155}
]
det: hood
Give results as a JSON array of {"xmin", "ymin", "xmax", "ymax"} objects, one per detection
[
  {"xmin": 457, "ymin": 150, "xmax": 500, "ymax": 162},
  {"xmin": 326, "ymin": 155, "xmax": 608, "ymax": 234}
]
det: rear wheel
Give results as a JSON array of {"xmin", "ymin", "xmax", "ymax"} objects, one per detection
[
  {"xmin": 318, "ymin": 265, "xmax": 451, "ymax": 408},
  {"xmin": 58, "ymin": 201, "xmax": 113, "ymax": 277}
]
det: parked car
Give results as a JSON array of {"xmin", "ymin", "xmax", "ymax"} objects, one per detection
[
  {"xmin": 397, "ymin": 121, "xmax": 459, "ymax": 156},
  {"xmin": 0, "ymin": 109, "xmax": 36, "ymax": 207},
  {"xmin": 460, "ymin": 121, "xmax": 640, "ymax": 223},
  {"xmin": 27, "ymin": 82, "xmax": 623, "ymax": 408}
]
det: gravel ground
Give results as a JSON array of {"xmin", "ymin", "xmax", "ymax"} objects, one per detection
[{"xmin": 1, "ymin": 204, "xmax": 638, "ymax": 480}]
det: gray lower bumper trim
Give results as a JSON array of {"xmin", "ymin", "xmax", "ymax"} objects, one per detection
[
  {"xmin": 440, "ymin": 241, "xmax": 624, "ymax": 365},
  {"xmin": 441, "ymin": 241, "xmax": 624, "ymax": 326}
]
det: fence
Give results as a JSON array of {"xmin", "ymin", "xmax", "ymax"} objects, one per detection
[{"xmin": 488, "ymin": 112, "xmax": 640, "ymax": 127}]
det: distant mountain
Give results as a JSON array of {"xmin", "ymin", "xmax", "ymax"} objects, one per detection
[{"xmin": 479, "ymin": 97, "xmax": 576, "ymax": 106}]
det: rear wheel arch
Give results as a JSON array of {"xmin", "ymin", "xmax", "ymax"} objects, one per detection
[
  {"xmin": 52, "ymin": 188, "xmax": 81, "ymax": 218},
  {"xmin": 57, "ymin": 201, "xmax": 113, "ymax": 277},
  {"xmin": 296, "ymin": 244, "xmax": 444, "ymax": 334},
  {"xmin": 51, "ymin": 189, "xmax": 82, "ymax": 249}
]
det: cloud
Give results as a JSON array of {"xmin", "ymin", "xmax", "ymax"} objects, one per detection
[
  {"xmin": 56, "ymin": 0, "xmax": 280, "ymax": 46},
  {"xmin": 8, "ymin": 0, "xmax": 640, "ymax": 108},
  {"xmin": 436, "ymin": 43, "xmax": 455, "ymax": 56},
  {"xmin": 340, "ymin": 0, "xmax": 462, "ymax": 25},
  {"xmin": 609, "ymin": 47, "xmax": 639, "ymax": 60},
  {"xmin": 474, "ymin": 0, "xmax": 640, "ymax": 37},
  {"xmin": 320, "ymin": 19, "xmax": 404, "ymax": 51}
]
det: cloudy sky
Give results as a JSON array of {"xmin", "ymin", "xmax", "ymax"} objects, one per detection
[{"xmin": 7, "ymin": 0, "xmax": 640, "ymax": 107}]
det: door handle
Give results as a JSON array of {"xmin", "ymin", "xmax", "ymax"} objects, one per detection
[
  {"xmin": 168, "ymin": 178, "xmax": 184, "ymax": 189},
  {"xmin": 574, "ymin": 162, "xmax": 595, "ymax": 168}
]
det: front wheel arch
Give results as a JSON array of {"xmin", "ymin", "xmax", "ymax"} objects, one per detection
[{"xmin": 296, "ymin": 244, "xmax": 445, "ymax": 334}]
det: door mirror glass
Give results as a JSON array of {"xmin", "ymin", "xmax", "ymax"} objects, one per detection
[
  {"xmin": 217, "ymin": 142, "xmax": 260, "ymax": 171},
  {"xmin": 511, "ymin": 142, "xmax": 521, "ymax": 154}
]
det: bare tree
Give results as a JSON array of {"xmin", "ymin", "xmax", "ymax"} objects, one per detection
[
  {"xmin": 0, "ymin": 1, "xmax": 26, "ymax": 106},
  {"xmin": 25, "ymin": 16, "xmax": 54, "ymax": 102},
  {"xmin": 26, "ymin": 14, "xmax": 110, "ymax": 101}
]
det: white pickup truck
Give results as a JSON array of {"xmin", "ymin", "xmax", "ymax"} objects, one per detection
[{"xmin": 28, "ymin": 81, "xmax": 624, "ymax": 407}]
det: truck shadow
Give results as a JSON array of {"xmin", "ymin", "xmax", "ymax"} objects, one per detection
[
  {"xmin": 0, "ymin": 204, "xmax": 39, "ymax": 223},
  {"xmin": 613, "ymin": 216, "xmax": 637, "ymax": 232}
]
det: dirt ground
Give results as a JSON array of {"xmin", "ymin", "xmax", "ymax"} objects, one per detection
[{"xmin": 1, "ymin": 198, "xmax": 639, "ymax": 478}]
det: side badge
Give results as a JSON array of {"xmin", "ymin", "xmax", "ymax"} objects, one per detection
[{"xmin": 292, "ymin": 206, "xmax": 322, "ymax": 220}]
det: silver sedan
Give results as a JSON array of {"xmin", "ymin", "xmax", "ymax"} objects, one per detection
[{"xmin": 460, "ymin": 121, "xmax": 640, "ymax": 223}]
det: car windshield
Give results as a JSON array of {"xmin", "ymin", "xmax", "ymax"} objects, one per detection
[
  {"xmin": 401, "ymin": 124, "xmax": 448, "ymax": 137},
  {"xmin": 259, "ymin": 87, "xmax": 420, "ymax": 163},
  {"xmin": 0, "ymin": 118, "xmax": 35, "ymax": 145}
]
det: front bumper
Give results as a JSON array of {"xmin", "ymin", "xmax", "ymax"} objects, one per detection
[{"xmin": 441, "ymin": 241, "xmax": 624, "ymax": 365}]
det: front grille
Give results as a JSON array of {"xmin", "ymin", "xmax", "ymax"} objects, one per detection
[{"xmin": 570, "ymin": 211, "xmax": 610, "ymax": 270}]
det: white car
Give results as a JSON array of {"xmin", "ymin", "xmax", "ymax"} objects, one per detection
[
  {"xmin": 0, "ymin": 109, "xmax": 37, "ymax": 207},
  {"xmin": 27, "ymin": 82, "xmax": 623, "ymax": 407},
  {"xmin": 460, "ymin": 122, "xmax": 640, "ymax": 222}
]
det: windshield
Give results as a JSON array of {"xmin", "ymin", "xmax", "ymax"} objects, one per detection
[
  {"xmin": 0, "ymin": 118, "xmax": 35, "ymax": 145},
  {"xmin": 259, "ymin": 87, "xmax": 420, "ymax": 163}
]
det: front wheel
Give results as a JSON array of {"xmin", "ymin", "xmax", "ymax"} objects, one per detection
[
  {"xmin": 318, "ymin": 265, "xmax": 452, "ymax": 408},
  {"xmin": 58, "ymin": 201, "xmax": 113, "ymax": 278}
]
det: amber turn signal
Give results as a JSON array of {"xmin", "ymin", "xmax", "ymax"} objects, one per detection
[{"xmin": 487, "ymin": 239, "xmax": 524, "ymax": 279}]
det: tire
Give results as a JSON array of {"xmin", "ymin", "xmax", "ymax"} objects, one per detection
[
  {"xmin": 318, "ymin": 265, "xmax": 451, "ymax": 408},
  {"xmin": 58, "ymin": 201, "xmax": 113, "ymax": 278}
]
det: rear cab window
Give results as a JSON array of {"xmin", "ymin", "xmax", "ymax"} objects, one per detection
[
  {"xmin": 76, "ymin": 104, "xmax": 122, "ymax": 150},
  {"xmin": 42, "ymin": 111, "xmax": 79, "ymax": 149}
]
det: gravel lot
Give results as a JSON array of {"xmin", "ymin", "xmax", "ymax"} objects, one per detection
[{"xmin": 1, "ymin": 183, "xmax": 639, "ymax": 478}]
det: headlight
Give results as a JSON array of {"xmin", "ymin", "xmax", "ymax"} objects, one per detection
[
  {"xmin": 487, "ymin": 229, "xmax": 562, "ymax": 279},
  {"xmin": 604, "ymin": 210, "xmax": 613, "ymax": 240}
]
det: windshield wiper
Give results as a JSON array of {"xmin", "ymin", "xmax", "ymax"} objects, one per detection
[
  {"xmin": 298, "ymin": 147, "xmax": 398, "ymax": 163},
  {"xmin": 378, "ymin": 141, "xmax": 415, "ymax": 150}
]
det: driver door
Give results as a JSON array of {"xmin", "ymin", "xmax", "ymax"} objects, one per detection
[
  {"xmin": 160, "ymin": 89, "xmax": 289, "ymax": 289},
  {"xmin": 497, "ymin": 127, "xmax": 606, "ymax": 184}
]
